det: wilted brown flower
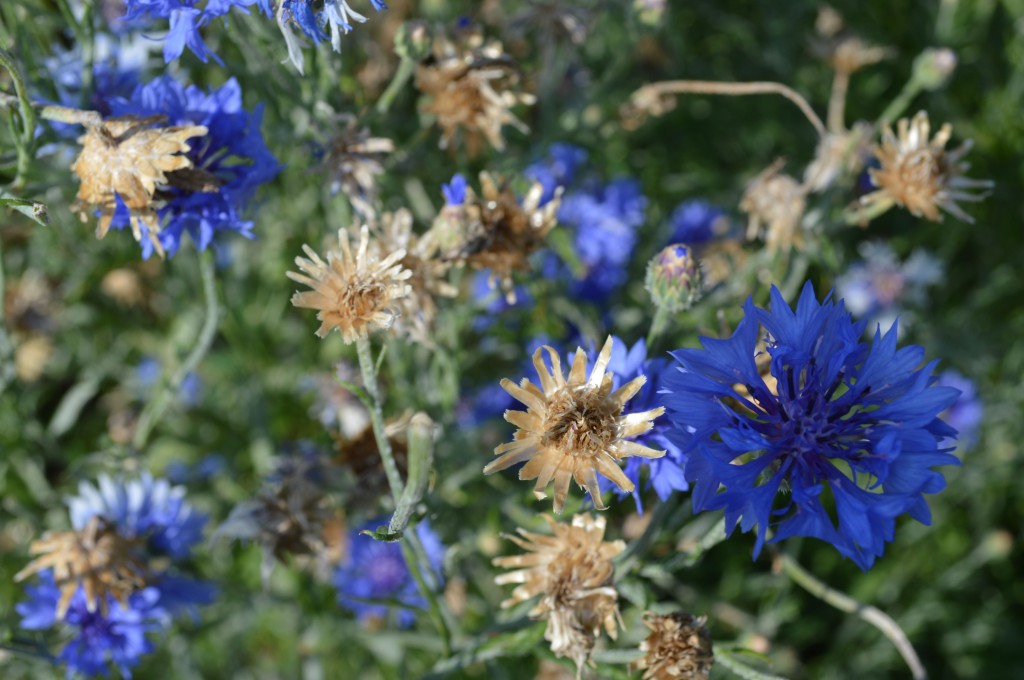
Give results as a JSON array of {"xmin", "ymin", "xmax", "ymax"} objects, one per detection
[
  {"xmin": 319, "ymin": 117, "xmax": 394, "ymax": 218},
  {"xmin": 803, "ymin": 123, "xmax": 871, "ymax": 192},
  {"xmin": 740, "ymin": 160, "xmax": 807, "ymax": 253},
  {"xmin": 494, "ymin": 514, "xmax": 625, "ymax": 676},
  {"xmin": 71, "ymin": 116, "xmax": 208, "ymax": 257},
  {"xmin": 444, "ymin": 172, "xmax": 559, "ymax": 304},
  {"xmin": 416, "ymin": 29, "xmax": 535, "ymax": 154},
  {"xmin": 636, "ymin": 612, "xmax": 714, "ymax": 680},
  {"xmin": 861, "ymin": 111, "xmax": 993, "ymax": 223},
  {"xmin": 483, "ymin": 336, "xmax": 665, "ymax": 513},
  {"xmin": 370, "ymin": 209, "xmax": 457, "ymax": 345},
  {"xmin": 15, "ymin": 517, "xmax": 147, "ymax": 618},
  {"xmin": 335, "ymin": 409, "xmax": 412, "ymax": 507},
  {"xmin": 288, "ymin": 225, "xmax": 413, "ymax": 343}
]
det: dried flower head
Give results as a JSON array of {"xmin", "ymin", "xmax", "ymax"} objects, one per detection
[
  {"xmin": 861, "ymin": 111, "xmax": 993, "ymax": 223},
  {"xmin": 369, "ymin": 209, "xmax": 457, "ymax": 345},
  {"xmin": 288, "ymin": 225, "xmax": 413, "ymax": 342},
  {"xmin": 740, "ymin": 160, "xmax": 807, "ymax": 253},
  {"xmin": 416, "ymin": 28, "xmax": 535, "ymax": 154},
  {"xmin": 803, "ymin": 124, "xmax": 871, "ymax": 192},
  {"xmin": 494, "ymin": 514, "xmax": 625, "ymax": 675},
  {"xmin": 71, "ymin": 116, "xmax": 208, "ymax": 257},
  {"xmin": 636, "ymin": 612, "xmax": 714, "ymax": 680},
  {"xmin": 445, "ymin": 172, "xmax": 560, "ymax": 304},
  {"xmin": 483, "ymin": 336, "xmax": 665, "ymax": 513},
  {"xmin": 335, "ymin": 409, "xmax": 412, "ymax": 507},
  {"xmin": 320, "ymin": 117, "xmax": 394, "ymax": 218},
  {"xmin": 15, "ymin": 517, "xmax": 147, "ymax": 619}
]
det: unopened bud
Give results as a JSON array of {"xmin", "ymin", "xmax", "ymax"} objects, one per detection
[
  {"xmin": 912, "ymin": 47, "xmax": 957, "ymax": 91},
  {"xmin": 634, "ymin": 0, "xmax": 666, "ymax": 26},
  {"xmin": 645, "ymin": 244, "xmax": 702, "ymax": 313},
  {"xmin": 394, "ymin": 20, "xmax": 432, "ymax": 62}
]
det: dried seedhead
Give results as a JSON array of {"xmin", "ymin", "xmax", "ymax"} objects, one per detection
[
  {"xmin": 740, "ymin": 159, "xmax": 807, "ymax": 254},
  {"xmin": 15, "ymin": 516, "xmax": 148, "ymax": 619},
  {"xmin": 636, "ymin": 612, "xmax": 714, "ymax": 680},
  {"xmin": 319, "ymin": 117, "xmax": 394, "ymax": 219},
  {"xmin": 415, "ymin": 28, "xmax": 535, "ymax": 154},
  {"xmin": 71, "ymin": 116, "xmax": 209, "ymax": 257}
]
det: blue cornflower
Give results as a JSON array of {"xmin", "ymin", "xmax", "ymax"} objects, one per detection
[
  {"xmin": 67, "ymin": 473, "xmax": 208, "ymax": 559},
  {"xmin": 18, "ymin": 572, "xmax": 215, "ymax": 679},
  {"xmin": 334, "ymin": 519, "xmax": 444, "ymax": 628},
  {"xmin": 442, "ymin": 173, "xmax": 467, "ymax": 206},
  {"xmin": 276, "ymin": 1, "xmax": 388, "ymax": 73},
  {"xmin": 663, "ymin": 282, "xmax": 960, "ymax": 570},
  {"xmin": 591, "ymin": 338, "xmax": 688, "ymax": 513},
  {"xmin": 525, "ymin": 143, "xmax": 588, "ymax": 204},
  {"xmin": 668, "ymin": 199, "xmax": 726, "ymax": 245},
  {"xmin": 121, "ymin": 0, "xmax": 259, "ymax": 63},
  {"xmin": 107, "ymin": 75, "xmax": 281, "ymax": 258}
]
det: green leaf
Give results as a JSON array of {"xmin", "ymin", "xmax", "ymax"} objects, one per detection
[
  {"xmin": 0, "ymin": 194, "xmax": 48, "ymax": 226},
  {"xmin": 716, "ymin": 649, "xmax": 789, "ymax": 680}
]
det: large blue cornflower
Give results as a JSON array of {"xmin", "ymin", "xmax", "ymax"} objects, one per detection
[
  {"xmin": 18, "ymin": 572, "xmax": 215, "ymax": 679},
  {"xmin": 663, "ymin": 282, "xmax": 960, "ymax": 570},
  {"xmin": 107, "ymin": 75, "xmax": 281, "ymax": 258},
  {"xmin": 334, "ymin": 519, "xmax": 444, "ymax": 628},
  {"xmin": 121, "ymin": 0, "xmax": 259, "ymax": 63},
  {"xmin": 67, "ymin": 473, "xmax": 208, "ymax": 559},
  {"xmin": 591, "ymin": 338, "xmax": 688, "ymax": 513}
]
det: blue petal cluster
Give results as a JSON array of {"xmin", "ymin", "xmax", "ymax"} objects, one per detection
[
  {"xmin": 669, "ymin": 199, "xmax": 726, "ymax": 245},
  {"xmin": 107, "ymin": 75, "xmax": 281, "ymax": 258},
  {"xmin": 334, "ymin": 519, "xmax": 444, "ymax": 628},
  {"xmin": 663, "ymin": 282, "xmax": 960, "ymax": 569},
  {"xmin": 18, "ymin": 475, "xmax": 214, "ymax": 677},
  {"xmin": 591, "ymin": 338, "xmax": 688, "ymax": 513},
  {"xmin": 122, "ymin": 0, "xmax": 259, "ymax": 63},
  {"xmin": 272, "ymin": 1, "xmax": 388, "ymax": 72}
]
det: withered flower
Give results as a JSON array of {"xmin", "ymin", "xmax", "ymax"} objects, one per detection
[
  {"xmin": 71, "ymin": 116, "xmax": 208, "ymax": 257},
  {"xmin": 415, "ymin": 28, "xmax": 535, "ymax": 154},
  {"xmin": 494, "ymin": 514, "xmax": 624, "ymax": 676},
  {"xmin": 319, "ymin": 117, "xmax": 394, "ymax": 218},
  {"xmin": 15, "ymin": 516, "xmax": 147, "ymax": 618},
  {"xmin": 445, "ymin": 172, "xmax": 559, "ymax": 304},
  {"xmin": 483, "ymin": 336, "xmax": 665, "ymax": 513},
  {"xmin": 861, "ymin": 111, "xmax": 993, "ymax": 223},
  {"xmin": 288, "ymin": 225, "xmax": 413, "ymax": 343},
  {"xmin": 740, "ymin": 160, "xmax": 807, "ymax": 253},
  {"xmin": 335, "ymin": 409, "xmax": 412, "ymax": 508},
  {"xmin": 636, "ymin": 612, "xmax": 714, "ymax": 680},
  {"xmin": 370, "ymin": 209, "xmax": 457, "ymax": 345}
]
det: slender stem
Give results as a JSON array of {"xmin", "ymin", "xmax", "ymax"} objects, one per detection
[
  {"xmin": 355, "ymin": 336, "xmax": 405, "ymax": 506},
  {"xmin": 0, "ymin": 47, "xmax": 38, "ymax": 189},
  {"xmin": 876, "ymin": 76, "xmax": 923, "ymax": 129},
  {"xmin": 632, "ymin": 80, "xmax": 826, "ymax": 138},
  {"xmin": 0, "ymin": 236, "xmax": 15, "ymax": 393},
  {"xmin": 827, "ymin": 70, "xmax": 850, "ymax": 133},
  {"xmin": 375, "ymin": 58, "xmax": 416, "ymax": 115},
  {"xmin": 778, "ymin": 553, "xmax": 927, "ymax": 680},
  {"xmin": 132, "ymin": 249, "xmax": 220, "ymax": 450},
  {"xmin": 401, "ymin": 532, "xmax": 453, "ymax": 656},
  {"xmin": 645, "ymin": 305, "xmax": 671, "ymax": 351}
]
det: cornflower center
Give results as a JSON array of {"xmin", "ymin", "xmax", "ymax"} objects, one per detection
[{"xmin": 542, "ymin": 385, "xmax": 621, "ymax": 459}]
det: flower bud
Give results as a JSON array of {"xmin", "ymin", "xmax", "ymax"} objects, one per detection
[
  {"xmin": 645, "ymin": 244, "xmax": 703, "ymax": 313},
  {"xmin": 394, "ymin": 20, "xmax": 432, "ymax": 62},
  {"xmin": 912, "ymin": 48, "xmax": 957, "ymax": 91}
]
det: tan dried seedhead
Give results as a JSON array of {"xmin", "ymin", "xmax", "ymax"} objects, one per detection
[
  {"xmin": 484, "ymin": 336, "xmax": 665, "ymax": 513},
  {"xmin": 740, "ymin": 159, "xmax": 807, "ymax": 254},
  {"xmin": 320, "ymin": 118, "xmax": 394, "ymax": 218},
  {"xmin": 288, "ymin": 225, "xmax": 413, "ymax": 343},
  {"xmin": 15, "ymin": 516, "xmax": 148, "ymax": 619},
  {"xmin": 636, "ymin": 612, "xmax": 715, "ymax": 680},
  {"xmin": 415, "ymin": 28, "xmax": 535, "ymax": 155},
  {"xmin": 71, "ymin": 116, "xmax": 208, "ymax": 257}
]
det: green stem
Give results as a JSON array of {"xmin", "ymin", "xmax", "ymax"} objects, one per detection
[
  {"xmin": 355, "ymin": 336, "xmax": 405, "ymax": 506},
  {"xmin": 0, "ymin": 47, "xmax": 38, "ymax": 189},
  {"xmin": 0, "ymin": 235, "xmax": 15, "ymax": 393},
  {"xmin": 645, "ymin": 305, "xmax": 672, "ymax": 350},
  {"xmin": 132, "ymin": 249, "xmax": 220, "ymax": 450},
  {"xmin": 375, "ymin": 58, "xmax": 417, "ymax": 115},
  {"xmin": 401, "ymin": 531, "xmax": 454, "ymax": 656},
  {"xmin": 876, "ymin": 76, "xmax": 923, "ymax": 129},
  {"xmin": 778, "ymin": 553, "xmax": 927, "ymax": 680}
]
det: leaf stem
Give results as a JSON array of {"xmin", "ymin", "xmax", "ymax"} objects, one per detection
[
  {"xmin": 778, "ymin": 552, "xmax": 927, "ymax": 680},
  {"xmin": 354, "ymin": 336, "xmax": 405, "ymax": 507}
]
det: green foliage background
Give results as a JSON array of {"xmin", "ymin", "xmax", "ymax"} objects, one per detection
[{"xmin": 0, "ymin": 1, "xmax": 1021, "ymax": 678}]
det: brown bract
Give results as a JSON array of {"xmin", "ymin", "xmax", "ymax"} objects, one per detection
[
  {"xmin": 861, "ymin": 111, "xmax": 993, "ymax": 223},
  {"xmin": 288, "ymin": 225, "xmax": 413, "ymax": 343},
  {"xmin": 71, "ymin": 116, "xmax": 208, "ymax": 257},
  {"xmin": 15, "ymin": 516, "xmax": 147, "ymax": 619},
  {"xmin": 446, "ymin": 172, "xmax": 560, "ymax": 304},
  {"xmin": 320, "ymin": 118, "xmax": 394, "ymax": 218},
  {"xmin": 740, "ymin": 160, "xmax": 807, "ymax": 254},
  {"xmin": 636, "ymin": 612, "xmax": 715, "ymax": 680},
  {"xmin": 483, "ymin": 336, "xmax": 665, "ymax": 513},
  {"xmin": 494, "ymin": 514, "xmax": 625, "ymax": 677},
  {"xmin": 415, "ymin": 30, "xmax": 535, "ymax": 155}
]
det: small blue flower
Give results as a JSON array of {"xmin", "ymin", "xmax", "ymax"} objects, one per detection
[
  {"xmin": 122, "ymin": 0, "xmax": 259, "ymax": 63},
  {"xmin": 135, "ymin": 356, "xmax": 203, "ymax": 407},
  {"xmin": 334, "ymin": 519, "xmax": 444, "ymax": 628},
  {"xmin": 663, "ymin": 282, "xmax": 960, "ymax": 570},
  {"xmin": 107, "ymin": 75, "xmax": 281, "ymax": 258},
  {"xmin": 668, "ymin": 199, "xmax": 726, "ymax": 245},
  {"xmin": 276, "ymin": 1, "xmax": 388, "ymax": 72},
  {"xmin": 526, "ymin": 143, "xmax": 588, "ymax": 204},
  {"xmin": 442, "ymin": 173, "xmax": 467, "ymax": 206},
  {"xmin": 590, "ymin": 338, "xmax": 688, "ymax": 513},
  {"xmin": 936, "ymin": 371, "xmax": 983, "ymax": 449},
  {"xmin": 67, "ymin": 473, "xmax": 207, "ymax": 559}
]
